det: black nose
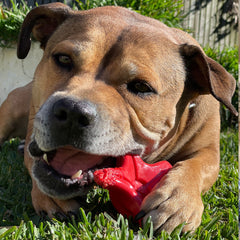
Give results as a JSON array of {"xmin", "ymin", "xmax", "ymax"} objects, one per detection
[{"xmin": 52, "ymin": 98, "xmax": 97, "ymax": 128}]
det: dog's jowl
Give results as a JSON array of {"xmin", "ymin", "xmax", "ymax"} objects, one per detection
[{"xmin": 0, "ymin": 3, "xmax": 237, "ymax": 234}]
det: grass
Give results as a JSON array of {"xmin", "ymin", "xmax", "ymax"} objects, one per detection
[{"xmin": 0, "ymin": 129, "xmax": 238, "ymax": 239}]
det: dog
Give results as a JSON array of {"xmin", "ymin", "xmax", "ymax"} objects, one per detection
[{"xmin": 0, "ymin": 3, "xmax": 237, "ymax": 233}]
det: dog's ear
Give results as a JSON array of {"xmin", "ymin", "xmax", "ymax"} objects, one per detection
[
  {"xmin": 17, "ymin": 3, "xmax": 71, "ymax": 59},
  {"xmin": 180, "ymin": 44, "xmax": 238, "ymax": 116}
]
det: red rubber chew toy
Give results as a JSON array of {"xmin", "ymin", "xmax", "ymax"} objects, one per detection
[{"xmin": 94, "ymin": 155, "xmax": 172, "ymax": 218}]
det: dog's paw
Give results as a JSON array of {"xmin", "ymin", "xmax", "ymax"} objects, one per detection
[
  {"xmin": 31, "ymin": 183, "xmax": 81, "ymax": 219},
  {"xmin": 139, "ymin": 165, "xmax": 204, "ymax": 234}
]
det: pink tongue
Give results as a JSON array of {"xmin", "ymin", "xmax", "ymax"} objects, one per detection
[{"xmin": 49, "ymin": 146, "xmax": 103, "ymax": 177}]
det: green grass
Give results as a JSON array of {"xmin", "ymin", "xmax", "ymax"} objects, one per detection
[{"xmin": 0, "ymin": 129, "xmax": 238, "ymax": 239}]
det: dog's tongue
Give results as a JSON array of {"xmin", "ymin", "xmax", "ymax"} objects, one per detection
[{"xmin": 49, "ymin": 146, "xmax": 103, "ymax": 177}]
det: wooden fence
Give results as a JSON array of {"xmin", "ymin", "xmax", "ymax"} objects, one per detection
[
  {"xmin": 2, "ymin": 0, "xmax": 239, "ymax": 49},
  {"xmin": 182, "ymin": 0, "xmax": 238, "ymax": 49}
]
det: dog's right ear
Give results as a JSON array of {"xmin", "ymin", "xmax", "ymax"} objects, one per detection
[
  {"xmin": 180, "ymin": 44, "xmax": 238, "ymax": 116},
  {"xmin": 17, "ymin": 3, "xmax": 72, "ymax": 59}
]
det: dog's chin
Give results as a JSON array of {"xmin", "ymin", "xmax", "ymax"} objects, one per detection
[{"xmin": 29, "ymin": 140, "xmax": 117, "ymax": 200}]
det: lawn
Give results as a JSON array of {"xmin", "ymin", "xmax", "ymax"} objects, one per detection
[{"xmin": 0, "ymin": 129, "xmax": 238, "ymax": 239}]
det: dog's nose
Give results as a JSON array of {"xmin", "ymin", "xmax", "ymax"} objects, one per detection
[{"xmin": 52, "ymin": 98, "xmax": 97, "ymax": 128}]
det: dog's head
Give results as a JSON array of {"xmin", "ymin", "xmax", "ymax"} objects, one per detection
[{"xmin": 18, "ymin": 3, "xmax": 237, "ymax": 199}]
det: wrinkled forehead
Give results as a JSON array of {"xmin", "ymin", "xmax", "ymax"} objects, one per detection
[
  {"xmin": 46, "ymin": 10, "xmax": 178, "ymax": 55},
  {"xmin": 44, "ymin": 11, "xmax": 183, "ymax": 84},
  {"xmin": 45, "ymin": 12, "xmax": 127, "ymax": 50}
]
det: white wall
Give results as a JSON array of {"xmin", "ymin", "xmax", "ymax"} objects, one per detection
[{"xmin": 0, "ymin": 43, "xmax": 43, "ymax": 104}]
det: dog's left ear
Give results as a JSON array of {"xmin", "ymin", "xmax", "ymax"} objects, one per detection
[
  {"xmin": 17, "ymin": 3, "xmax": 72, "ymax": 59},
  {"xmin": 180, "ymin": 44, "xmax": 238, "ymax": 116}
]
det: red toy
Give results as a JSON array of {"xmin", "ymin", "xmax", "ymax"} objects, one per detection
[{"xmin": 94, "ymin": 155, "xmax": 172, "ymax": 218}]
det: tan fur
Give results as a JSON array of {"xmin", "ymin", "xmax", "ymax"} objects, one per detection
[
  {"xmin": 0, "ymin": 82, "xmax": 32, "ymax": 144},
  {"xmin": 0, "ymin": 3, "xmax": 237, "ymax": 233}
]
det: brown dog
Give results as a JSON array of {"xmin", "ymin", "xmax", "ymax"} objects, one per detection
[{"xmin": 1, "ymin": 3, "xmax": 237, "ymax": 233}]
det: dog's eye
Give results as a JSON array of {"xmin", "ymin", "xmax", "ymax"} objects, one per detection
[
  {"xmin": 127, "ymin": 80, "xmax": 156, "ymax": 96},
  {"xmin": 54, "ymin": 54, "xmax": 73, "ymax": 70}
]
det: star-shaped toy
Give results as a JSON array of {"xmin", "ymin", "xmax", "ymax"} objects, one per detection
[{"xmin": 94, "ymin": 155, "xmax": 172, "ymax": 218}]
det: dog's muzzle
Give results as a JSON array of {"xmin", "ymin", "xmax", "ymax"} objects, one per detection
[{"xmin": 28, "ymin": 95, "xmax": 144, "ymax": 199}]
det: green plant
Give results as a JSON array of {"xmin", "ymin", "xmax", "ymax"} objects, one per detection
[
  {"xmin": 204, "ymin": 47, "xmax": 238, "ymax": 130},
  {"xmin": 75, "ymin": 0, "xmax": 184, "ymax": 28},
  {"xmin": 0, "ymin": 0, "xmax": 30, "ymax": 48}
]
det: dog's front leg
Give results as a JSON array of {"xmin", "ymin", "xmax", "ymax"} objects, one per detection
[{"xmin": 139, "ymin": 147, "xmax": 219, "ymax": 233}]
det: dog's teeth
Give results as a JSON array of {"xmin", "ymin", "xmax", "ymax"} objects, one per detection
[
  {"xmin": 43, "ymin": 153, "xmax": 49, "ymax": 165},
  {"xmin": 88, "ymin": 170, "xmax": 94, "ymax": 183},
  {"xmin": 71, "ymin": 170, "xmax": 83, "ymax": 179}
]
